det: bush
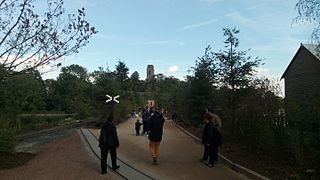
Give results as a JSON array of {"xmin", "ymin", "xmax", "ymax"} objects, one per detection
[{"xmin": 0, "ymin": 129, "xmax": 16, "ymax": 156}]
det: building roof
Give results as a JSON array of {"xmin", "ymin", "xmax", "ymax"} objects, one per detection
[
  {"xmin": 303, "ymin": 43, "xmax": 320, "ymax": 59},
  {"xmin": 281, "ymin": 43, "xmax": 320, "ymax": 79}
]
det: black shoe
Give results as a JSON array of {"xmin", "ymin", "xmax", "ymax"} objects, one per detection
[
  {"xmin": 112, "ymin": 165, "xmax": 120, "ymax": 170},
  {"xmin": 153, "ymin": 157, "xmax": 158, "ymax": 164},
  {"xmin": 101, "ymin": 171, "xmax": 107, "ymax": 175},
  {"xmin": 206, "ymin": 163, "xmax": 214, "ymax": 168}
]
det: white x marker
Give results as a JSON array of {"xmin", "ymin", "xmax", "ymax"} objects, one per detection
[
  {"xmin": 106, "ymin": 94, "xmax": 112, "ymax": 103},
  {"xmin": 113, "ymin": 95, "xmax": 120, "ymax": 103},
  {"xmin": 106, "ymin": 94, "xmax": 120, "ymax": 104}
]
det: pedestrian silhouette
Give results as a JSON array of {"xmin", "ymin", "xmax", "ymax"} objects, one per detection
[
  {"xmin": 148, "ymin": 108, "xmax": 165, "ymax": 164},
  {"xmin": 135, "ymin": 119, "xmax": 142, "ymax": 136},
  {"xmin": 98, "ymin": 114, "xmax": 120, "ymax": 174}
]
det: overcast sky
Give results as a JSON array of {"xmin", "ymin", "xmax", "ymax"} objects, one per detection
[{"xmin": 40, "ymin": 0, "xmax": 313, "ymax": 81}]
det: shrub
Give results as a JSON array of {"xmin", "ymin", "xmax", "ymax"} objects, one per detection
[{"xmin": 0, "ymin": 129, "xmax": 16, "ymax": 156}]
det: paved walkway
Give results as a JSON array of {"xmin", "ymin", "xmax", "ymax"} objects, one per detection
[
  {"xmin": 0, "ymin": 131, "xmax": 121, "ymax": 180},
  {"xmin": 90, "ymin": 118, "xmax": 249, "ymax": 180}
]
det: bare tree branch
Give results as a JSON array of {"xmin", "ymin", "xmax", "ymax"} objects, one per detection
[{"xmin": 0, "ymin": 0, "xmax": 97, "ymax": 78}]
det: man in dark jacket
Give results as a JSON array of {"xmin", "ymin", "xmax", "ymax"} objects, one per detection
[
  {"xmin": 148, "ymin": 108, "xmax": 165, "ymax": 164},
  {"xmin": 142, "ymin": 109, "xmax": 150, "ymax": 135},
  {"xmin": 99, "ymin": 114, "xmax": 120, "ymax": 174},
  {"xmin": 201, "ymin": 112, "xmax": 220, "ymax": 168}
]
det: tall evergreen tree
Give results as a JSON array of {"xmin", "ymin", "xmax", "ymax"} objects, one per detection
[
  {"xmin": 214, "ymin": 27, "xmax": 262, "ymax": 133},
  {"xmin": 188, "ymin": 46, "xmax": 218, "ymax": 124}
]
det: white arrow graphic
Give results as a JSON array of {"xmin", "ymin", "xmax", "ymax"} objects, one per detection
[
  {"xmin": 113, "ymin": 95, "xmax": 120, "ymax": 103},
  {"xmin": 106, "ymin": 94, "xmax": 112, "ymax": 103}
]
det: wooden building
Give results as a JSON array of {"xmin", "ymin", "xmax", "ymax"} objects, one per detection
[{"xmin": 281, "ymin": 43, "xmax": 320, "ymax": 122}]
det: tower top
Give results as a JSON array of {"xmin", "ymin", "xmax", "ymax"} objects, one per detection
[{"xmin": 146, "ymin": 65, "xmax": 154, "ymax": 80}]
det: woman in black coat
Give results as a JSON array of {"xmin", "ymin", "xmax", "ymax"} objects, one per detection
[
  {"xmin": 148, "ymin": 109, "xmax": 165, "ymax": 164},
  {"xmin": 201, "ymin": 112, "xmax": 221, "ymax": 167},
  {"xmin": 99, "ymin": 114, "xmax": 120, "ymax": 174}
]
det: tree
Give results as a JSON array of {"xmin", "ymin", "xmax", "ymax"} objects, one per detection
[
  {"xmin": 214, "ymin": 27, "xmax": 263, "ymax": 133},
  {"xmin": 115, "ymin": 60, "xmax": 129, "ymax": 91},
  {"xmin": 115, "ymin": 61, "xmax": 129, "ymax": 82},
  {"xmin": 215, "ymin": 27, "xmax": 262, "ymax": 91},
  {"xmin": 52, "ymin": 64, "xmax": 92, "ymax": 117},
  {"xmin": 0, "ymin": 0, "xmax": 97, "ymax": 79},
  {"xmin": 295, "ymin": 0, "xmax": 320, "ymax": 50},
  {"xmin": 130, "ymin": 71, "xmax": 141, "ymax": 92},
  {"xmin": 0, "ymin": 71, "xmax": 46, "ymax": 122},
  {"xmin": 187, "ymin": 46, "xmax": 218, "ymax": 124},
  {"xmin": 61, "ymin": 64, "xmax": 89, "ymax": 81}
]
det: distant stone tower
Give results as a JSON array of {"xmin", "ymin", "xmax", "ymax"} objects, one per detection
[{"xmin": 146, "ymin": 65, "xmax": 154, "ymax": 80}]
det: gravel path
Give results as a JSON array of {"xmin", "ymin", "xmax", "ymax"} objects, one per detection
[
  {"xmin": 91, "ymin": 118, "xmax": 249, "ymax": 180},
  {"xmin": 0, "ymin": 130, "xmax": 121, "ymax": 180}
]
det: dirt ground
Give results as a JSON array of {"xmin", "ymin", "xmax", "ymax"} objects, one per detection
[{"xmin": 0, "ymin": 130, "xmax": 121, "ymax": 180}]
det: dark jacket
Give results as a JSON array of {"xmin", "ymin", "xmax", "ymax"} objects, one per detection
[
  {"xmin": 135, "ymin": 121, "xmax": 142, "ymax": 130},
  {"xmin": 99, "ymin": 122, "xmax": 119, "ymax": 148},
  {"xmin": 202, "ymin": 121, "xmax": 213, "ymax": 145},
  {"xmin": 148, "ymin": 111, "xmax": 165, "ymax": 142},
  {"xmin": 202, "ymin": 121, "xmax": 222, "ymax": 146}
]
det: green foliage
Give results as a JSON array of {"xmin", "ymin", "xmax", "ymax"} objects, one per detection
[
  {"xmin": 51, "ymin": 64, "xmax": 93, "ymax": 117},
  {"xmin": 0, "ymin": 70, "xmax": 46, "ymax": 129},
  {"xmin": 186, "ymin": 46, "xmax": 218, "ymax": 124},
  {"xmin": 215, "ymin": 27, "xmax": 263, "ymax": 90},
  {"xmin": 295, "ymin": 0, "xmax": 320, "ymax": 49},
  {"xmin": 0, "ymin": 72, "xmax": 45, "ymax": 113},
  {"xmin": 0, "ymin": 129, "xmax": 16, "ymax": 156}
]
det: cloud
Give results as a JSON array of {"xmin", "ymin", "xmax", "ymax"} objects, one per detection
[
  {"xmin": 227, "ymin": 12, "xmax": 255, "ymax": 28},
  {"xmin": 0, "ymin": 54, "xmax": 61, "ymax": 74},
  {"xmin": 177, "ymin": 18, "xmax": 219, "ymax": 32},
  {"xmin": 254, "ymin": 67, "xmax": 270, "ymax": 75},
  {"xmin": 168, "ymin": 65, "xmax": 179, "ymax": 73}
]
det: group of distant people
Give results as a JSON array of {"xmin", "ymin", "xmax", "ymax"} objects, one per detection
[{"xmin": 98, "ymin": 106, "xmax": 222, "ymax": 174}]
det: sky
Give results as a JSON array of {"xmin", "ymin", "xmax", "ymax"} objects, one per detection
[{"xmin": 40, "ymin": 0, "xmax": 314, "ymax": 82}]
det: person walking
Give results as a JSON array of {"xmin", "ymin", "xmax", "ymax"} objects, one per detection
[
  {"xmin": 172, "ymin": 111, "xmax": 178, "ymax": 122},
  {"xmin": 142, "ymin": 109, "xmax": 150, "ymax": 135},
  {"xmin": 201, "ymin": 112, "xmax": 221, "ymax": 168},
  {"xmin": 135, "ymin": 119, "xmax": 142, "ymax": 136},
  {"xmin": 207, "ymin": 108, "xmax": 223, "ymax": 163},
  {"xmin": 148, "ymin": 108, "xmax": 165, "ymax": 164},
  {"xmin": 98, "ymin": 114, "xmax": 120, "ymax": 174}
]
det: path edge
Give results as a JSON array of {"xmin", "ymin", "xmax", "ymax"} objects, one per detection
[{"xmin": 174, "ymin": 122, "xmax": 271, "ymax": 180}]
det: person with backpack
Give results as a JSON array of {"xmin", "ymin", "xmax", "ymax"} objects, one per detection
[
  {"xmin": 98, "ymin": 114, "xmax": 120, "ymax": 174},
  {"xmin": 148, "ymin": 108, "xmax": 165, "ymax": 164}
]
